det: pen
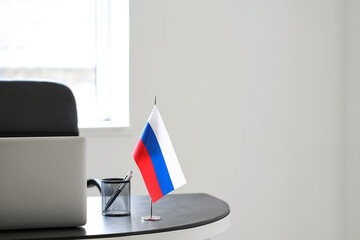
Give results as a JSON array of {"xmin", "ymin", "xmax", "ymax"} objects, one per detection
[{"xmin": 104, "ymin": 170, "xmax": 133, "ymax": 212}]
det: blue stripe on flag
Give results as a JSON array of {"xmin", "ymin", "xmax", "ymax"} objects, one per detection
[{"xmin": 141, "ymin": 123, "xmax": 174, "ymax": 195}]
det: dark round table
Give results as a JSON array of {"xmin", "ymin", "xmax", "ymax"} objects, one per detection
[{"xmin": 0, "ymin": 193, "xmax": 230, "ymax": 240}]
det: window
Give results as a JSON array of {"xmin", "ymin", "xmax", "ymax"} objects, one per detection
[{"xmin": 0, "ymin": 0, "xmax": 129, "ymax": 128}]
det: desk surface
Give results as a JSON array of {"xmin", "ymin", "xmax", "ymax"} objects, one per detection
[{"xmin": 0, "ymin": 193, "xmax": 230, "ymax": 240}]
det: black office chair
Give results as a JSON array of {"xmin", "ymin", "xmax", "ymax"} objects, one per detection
[{"xmin": 0, "ymin": 80, "xmax": 78, "ymax": 137}]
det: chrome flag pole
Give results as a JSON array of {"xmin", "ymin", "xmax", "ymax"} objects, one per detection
[{"xmin": 142, "ymin": 199, "xmax": 161, "ymax": 221}]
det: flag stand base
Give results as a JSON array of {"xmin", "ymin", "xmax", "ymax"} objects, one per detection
[
  {"xmin": 142, "ymin": 199, "xmax": 161, "ymax": 221},
  {"xmin": 142, "ymin": 216, "xmax": 161, "ymax": 221}
]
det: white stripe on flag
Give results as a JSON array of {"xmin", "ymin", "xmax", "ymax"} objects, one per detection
[{"xmin": 148, "ymin": 106, "xmax": 187, "ymax": 189}]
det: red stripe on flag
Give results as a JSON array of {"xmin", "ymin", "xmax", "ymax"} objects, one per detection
[{"xmin": 133, "ymin": 139, "xmax": 163, "ymax": 202}]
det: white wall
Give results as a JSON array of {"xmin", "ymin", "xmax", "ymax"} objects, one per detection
[
  {"xmin": 86, "ymin": 1, "xmax": 346, "ymax": 239},
  {"xmin": 346, "ymin": 0, "xmax": 360, "ymax": 239}
]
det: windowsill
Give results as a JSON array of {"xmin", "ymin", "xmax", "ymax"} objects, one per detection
[{"xmin": 79, "ymin": 125, "xmax": 132, "ymax": 137}]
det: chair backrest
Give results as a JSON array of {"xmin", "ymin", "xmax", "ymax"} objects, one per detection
[{"xmin": 0, "ymin": 80, "xmax": 78, "ymax": 137}]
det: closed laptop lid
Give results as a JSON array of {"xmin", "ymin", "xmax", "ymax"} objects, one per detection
[{"xmin": 0, "ymin": 137, "xmax": 86, "ymax": 230}]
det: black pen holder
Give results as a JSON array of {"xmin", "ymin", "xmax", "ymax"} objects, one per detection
[{"xmin": 101, "ymin": 178, "xmax": 131, "ymax": 216}]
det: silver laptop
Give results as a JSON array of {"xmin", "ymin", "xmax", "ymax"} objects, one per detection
[{"xmin": 0, "ymin": 137, "xmax": 86, "ymax": 230}]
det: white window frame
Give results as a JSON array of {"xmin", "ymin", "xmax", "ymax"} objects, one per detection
[
  {"xmin": 0, "ymin": 0, "xmax": 129, "ymax": 134},
  {"xmin": 79, "ymin": 0, "xmax": 129, "ymax": 132}
]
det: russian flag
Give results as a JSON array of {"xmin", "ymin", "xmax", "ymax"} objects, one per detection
[{"xmin": 133, "ymin": 106, "xmax": 186, "ymax": 203}]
